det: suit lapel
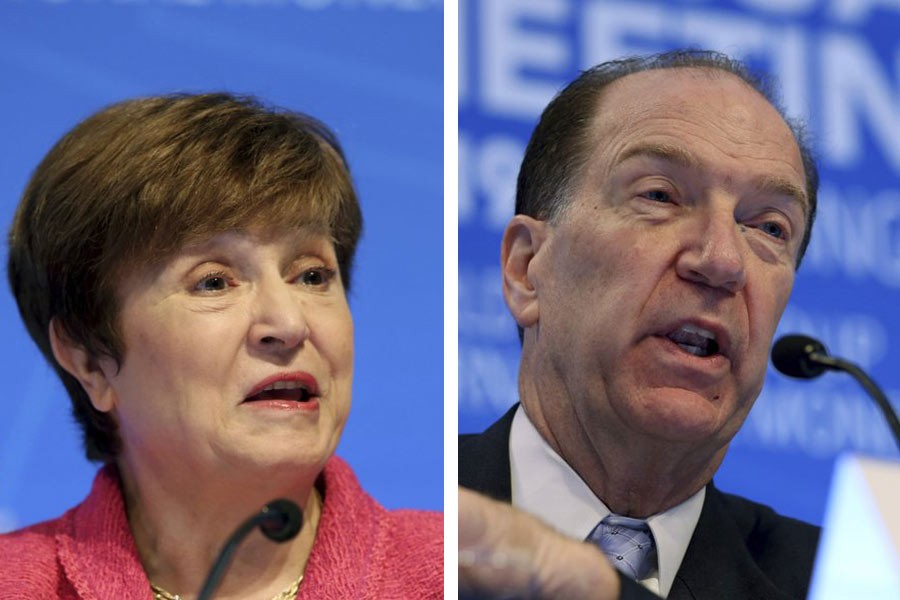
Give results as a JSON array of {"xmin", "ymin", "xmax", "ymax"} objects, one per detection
[
  {"xmin": 668, "ymin": 486, "xmax": 796, "ymax": 600},
  {"xmin": 458, "ymin": 405, "xmax": 518, "ymax": 501}
]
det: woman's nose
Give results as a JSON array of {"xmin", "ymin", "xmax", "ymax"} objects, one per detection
[{"xmin": 248, "ymin": 281, "xmax": 309, "ymax": 353}]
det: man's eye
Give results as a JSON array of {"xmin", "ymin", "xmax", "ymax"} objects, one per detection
[
  {"xmin": 195, "ymin": 273, "xmax": 230, "ymax": 292},
  {"xmin": 759, "ymin": 221, "xmax": 786, "ymax": 239},
  {"xmin": 641, "ymin": 190, "xmax": 673, "ymax": 203},
  {"xmin": 298, "ymin": 267, "xmax": 335, "ymax": 287}
]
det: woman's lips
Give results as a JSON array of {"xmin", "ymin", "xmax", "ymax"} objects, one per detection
[
  {"xmin": 241, "ymin": 397, "xmax": 320, "ymax": 411},
  {"xmin": 245, "ymin": 387, "xmax": 312, "ymax": 403},
  {"xmin": 244, "ymin": 372, "xmax": 320, "ymax": 404}
]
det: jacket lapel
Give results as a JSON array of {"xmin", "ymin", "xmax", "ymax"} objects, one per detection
[
  {"xmin": 668, "ymin": 486, "xmax": 798, "ymax": 600},
  {"xmin": 458, "ymin": 404, "xmax": 518, "ymax": 502},
  {"xmin": 56, "ymin": 465, "xmax": 151, "ymax": 599}
]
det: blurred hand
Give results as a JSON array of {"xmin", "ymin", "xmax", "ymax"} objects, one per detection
[{"xmin": 459, "ymin": 487, "xmax": 621, "ymax": 600}]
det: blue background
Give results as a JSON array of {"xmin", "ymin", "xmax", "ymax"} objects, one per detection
[
  {"xmin": 0, "ymin": 0, "xmax": 443, "ymax": 531},
  {"xmin": 459, "ymin": 0, "xmax": 900, "ymax": 527}
]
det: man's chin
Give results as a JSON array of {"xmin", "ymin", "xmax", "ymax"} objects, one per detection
[{"xmin": 618, "ymin": 386, "xmax": 737, "ymax": 444}]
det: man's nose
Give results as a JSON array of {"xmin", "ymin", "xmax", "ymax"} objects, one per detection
[
  {"xmin": 675, "ymin": 207, "xmax": 747, "ymax": 294},
  {"xmin": 248, "ymin": 281, "xmax": 309, "ymax": 353}
]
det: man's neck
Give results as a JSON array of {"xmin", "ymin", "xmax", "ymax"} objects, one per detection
[{"xmin": 520, "ymin": 399, "xmax": 723, "ymax": 518}]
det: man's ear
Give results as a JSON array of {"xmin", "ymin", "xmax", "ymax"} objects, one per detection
[
  {"xmin": 501, "ymin": 215, "xmax": 549, "ymax": 329},
  {"xmin": 48, "ymin": 318, "xmax": 117, "ymax": 413}
]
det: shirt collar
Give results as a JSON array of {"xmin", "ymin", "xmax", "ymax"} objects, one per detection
[{"xmin": 509, "ymin": 405, "xmax": 705, "ymax": 598}]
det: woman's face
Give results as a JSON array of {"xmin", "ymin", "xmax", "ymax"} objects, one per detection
[{"xmin": 95, "ymin": 228, "xmax": 353, "ymax": 483}]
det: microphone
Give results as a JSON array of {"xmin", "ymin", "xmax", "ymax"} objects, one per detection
[
  {"xmin": 771, "ymin": 334, "xmax": 900, "ymax": 452},
  {"xmin": 196, "ymin": 499, "xmax": 304, "ymax": 600},
  {"xmin": 770, "ymin": 334, "xmax": 831, "ymax": 378}
]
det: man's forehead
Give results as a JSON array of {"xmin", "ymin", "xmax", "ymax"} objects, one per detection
[
  {"xmin": 584, "ymin": 67, "xmax": 805, "ymax": 180},
  {"xmin": 591, "ymin": 67, "xmax": 775, "ymax": 124}
]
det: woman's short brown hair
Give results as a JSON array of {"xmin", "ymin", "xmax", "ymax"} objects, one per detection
[{"xmin": 7, "ymin": 93, "xmax": 363, "ymax": 462}]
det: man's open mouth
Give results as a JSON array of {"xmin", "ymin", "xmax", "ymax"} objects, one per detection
[{"xmin": 665, "ymin": 324, "xmax": 720, "ymax": 358}]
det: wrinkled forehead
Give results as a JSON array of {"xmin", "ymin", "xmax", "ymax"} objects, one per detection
[
  {"xmin": 584, "ymin": 67, "xmax": 806, "ymax": 186},
  {"xmin": 596, "ymin": 69, "xmax": 797, "ymax": 144}
]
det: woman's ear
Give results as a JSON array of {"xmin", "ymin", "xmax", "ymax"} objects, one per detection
[
  {"xmin": 500, "ymin": 215, "xmax": 548, "ymax": 330},
  {"xmin": 48, "ymin": 318, "xmax": 117, "ymax": 413}
]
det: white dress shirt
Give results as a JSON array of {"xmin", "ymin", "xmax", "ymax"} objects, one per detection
[{"xmin": 509, "ymin": 406, "xmax": 705, "ymax": 598}]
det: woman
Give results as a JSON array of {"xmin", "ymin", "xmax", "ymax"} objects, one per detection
[{"xmin": 1, "ymin": 93, "xmax": 442, "ymax": 599}]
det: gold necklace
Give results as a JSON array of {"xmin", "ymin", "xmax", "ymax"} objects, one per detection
[{"xmin": 150, "ymin": 572, "xmax": 303, "ymax": 600}]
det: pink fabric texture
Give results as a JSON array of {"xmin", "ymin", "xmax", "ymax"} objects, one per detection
[{"xmin": 0, "ymin": 456, "xmax": 443, "ymax": 599}]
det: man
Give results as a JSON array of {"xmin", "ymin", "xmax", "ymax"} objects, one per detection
[{"xmin": 459, "ymin": 50, "xmax": 820, "ymax": 600}]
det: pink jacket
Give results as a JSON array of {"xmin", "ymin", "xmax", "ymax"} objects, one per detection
[{"xmin": 0, "ymin": 457, "xmax": 443, "ymax": 599}]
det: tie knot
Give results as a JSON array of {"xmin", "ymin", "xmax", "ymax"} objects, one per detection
[
  {"xmin": 586, "ymin": 514, "xmax": 657, "ymax": 581},
  {"xmin": 602, "ymin": 514, "xmax": 651, "ymax": 532}
]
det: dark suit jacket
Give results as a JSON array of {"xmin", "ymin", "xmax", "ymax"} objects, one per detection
[{"xmin": 460, "ymin": 406, "xmax": 820, "ymax": 600}]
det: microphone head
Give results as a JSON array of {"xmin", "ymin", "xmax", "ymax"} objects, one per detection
[
  {"xmin": 771, "ymin": 334, "xmax": 829, "ymax": 379},
  {"xmin": 258, "ymin": 499, "xmax": 304, "ymax": 542}
]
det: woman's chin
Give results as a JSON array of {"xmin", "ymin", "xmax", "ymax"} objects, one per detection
[{"xmin": 235, "ymin": 441, "xmax": 335, "ymax": 472}]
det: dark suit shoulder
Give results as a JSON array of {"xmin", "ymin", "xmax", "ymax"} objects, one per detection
[
  {"xmin": 459, "ymin": 405, "xmax": 518, "ymax": 502},
  {"xmin": 618, "ymin": 573, "xmax": 663, "ymax": 599},
  {"xmin": 712, "ymin": 487, "xmax": 820, "ymax": 578},
  {"xmin": 672, "ymin": 485, "xmax": 820, "ymax": 600}
]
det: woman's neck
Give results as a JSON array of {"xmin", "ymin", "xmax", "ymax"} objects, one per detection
[{"xmin": 119, "ymin": 460, "xmax": 323, "ymax": 600}]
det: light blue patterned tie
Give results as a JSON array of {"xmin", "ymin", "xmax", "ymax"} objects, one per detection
[{"xmin": 586, "ymin": 514, "xmax": 657, "ymax": 580}]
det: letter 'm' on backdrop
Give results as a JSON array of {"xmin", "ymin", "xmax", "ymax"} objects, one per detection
[
  {"xmin": 0, "ymin": 0, "xmax": 442, "ymax": 531},
  {"xmin": 459, "ymin": 0, "xmax": 900, "ymax": 526}
]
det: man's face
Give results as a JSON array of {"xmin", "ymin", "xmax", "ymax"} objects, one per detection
[{"xmin": 517, "ymin": 68, "xmax": 808, "ymax": 461}]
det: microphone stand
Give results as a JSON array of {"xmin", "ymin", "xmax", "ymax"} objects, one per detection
[
  {"xmin": 197, "ymin": 499, "xmax": 303, "ymax": 600},
  {"xmin": 808, "ymin": 351, "xmax": 900, "ymax": 453}
]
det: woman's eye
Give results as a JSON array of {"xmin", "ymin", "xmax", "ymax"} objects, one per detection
[
  {"xmin": 298, "ymin": 267, "xmax": 335, "ymax": 287},
  {"xmin": 641, "ymin": 190, "xmax": 673, "ymax": 203},
  {"xmin": 195, "ymin": 273, "xmax": 230, "ymax": 292}
]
